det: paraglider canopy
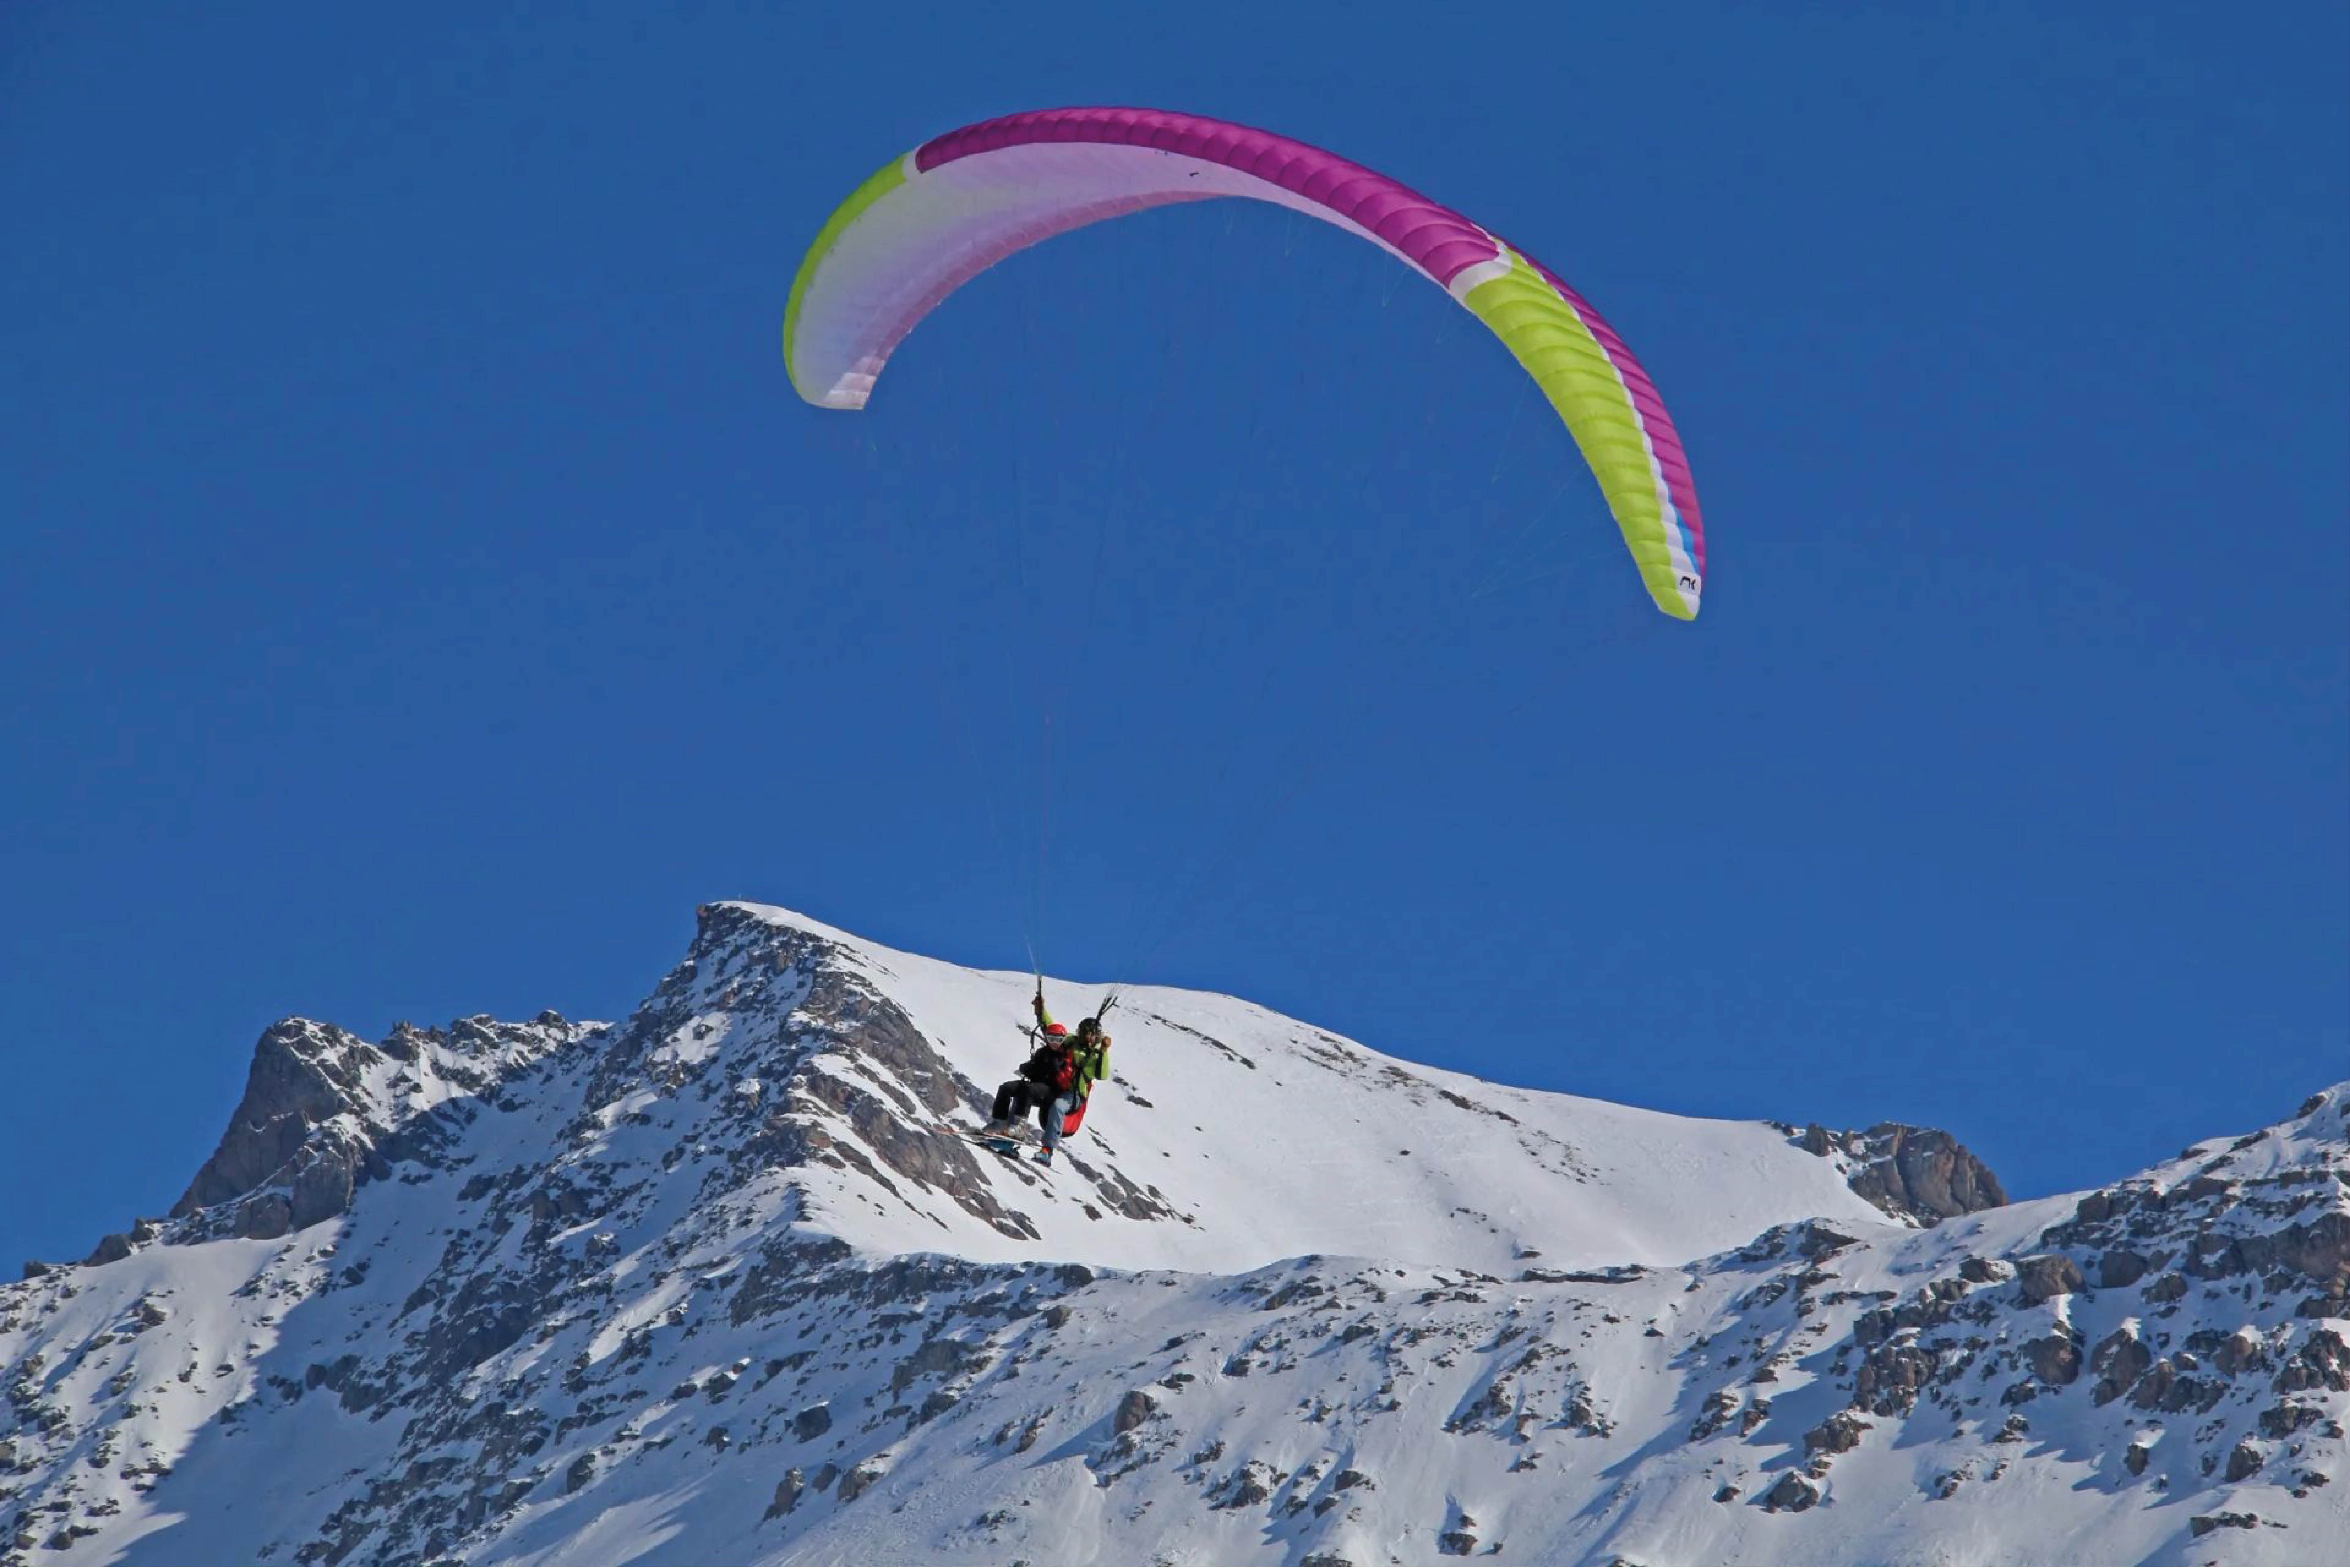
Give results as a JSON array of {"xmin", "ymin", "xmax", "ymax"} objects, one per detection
[{"xmin": 785, "ymin": 106, "xmax": 1707, "ymax": 619}]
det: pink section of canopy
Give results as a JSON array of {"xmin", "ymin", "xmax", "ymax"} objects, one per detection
[
  {"xmin": 912, "ymin": 108, "xmax": 1701, "ymax": 576},
  {"xmin": 916, "ymin": 107, "xmax": 1502, "ymax": 289},
  {"xmin": 856, "ymin": 191, "xmax": 1197, "ymax": 407}
]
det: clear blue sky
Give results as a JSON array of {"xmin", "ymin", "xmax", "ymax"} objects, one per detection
[{"xmin": 4, "ymin": 2, "xmax": 2343, "ymax": 1268}]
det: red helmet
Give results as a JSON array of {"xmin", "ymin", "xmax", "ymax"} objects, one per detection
[{"xmin": 1044, "ymin": 1022, "xmax": 1069, "ymax": 1037}]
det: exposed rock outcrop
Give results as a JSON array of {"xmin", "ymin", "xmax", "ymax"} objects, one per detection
[
  {"xmin": 1796, "ymin": 1121, "xmax": 2007, "ymax": 1224},
  {"xmin": 2016, "ymin": 1254, "xmax": 2085, "ymax": 1306}
]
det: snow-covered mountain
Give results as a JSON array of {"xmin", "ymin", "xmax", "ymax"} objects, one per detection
[{"xmin": 2, "ymin": 901, "xmax": 2342, "ymax": 1565}]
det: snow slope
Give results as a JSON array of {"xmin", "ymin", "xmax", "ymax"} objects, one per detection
[
  {"xmin": 0, "ymin": 901, "xmax": 2340, "ymax": 1566},
  {"xmin": 697, "ymin": 902, "xmax": 1894, "ymax": 1275}
]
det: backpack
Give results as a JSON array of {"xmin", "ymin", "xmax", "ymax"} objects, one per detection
[{"xmin": 1032, "ymin": 1038, "xmax": 1076, "ymax": 1092}]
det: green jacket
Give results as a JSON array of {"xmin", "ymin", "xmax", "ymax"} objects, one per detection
[{"xmin": 1034, "ymin": 995, "xmax": 1111, "ymax": 1100}]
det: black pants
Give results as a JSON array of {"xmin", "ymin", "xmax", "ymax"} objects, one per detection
[{"xmin": 993, "ymin": 1078, "xmax": 1053, "ymax": 1127}]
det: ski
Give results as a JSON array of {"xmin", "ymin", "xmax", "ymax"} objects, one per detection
[
  {"xmin": 951, "ymin": 1128, "xmax": 1059, "ymax": 1176},
  {"xmin": 956, "ymin": 1128, "xmax": 1033, "ymax": 1155}
]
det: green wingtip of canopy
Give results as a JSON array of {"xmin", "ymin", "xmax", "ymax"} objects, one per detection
[
  {"xmin": 783, "ymin": 151, "xmax": 912, "ymax": 400},
  {"xmin": 1461, "ymin": 256, "xmax": 1700, "ymax": 621}
]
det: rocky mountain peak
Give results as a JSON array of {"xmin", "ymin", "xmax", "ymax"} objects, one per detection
[
  {"xmin": 1791, "ymin": 1118, "xmax": 2009, "ymax": 1224},
  {"xmin": 161, "ymin": 1010, "xmax": 593, "ymax": 1249}
]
